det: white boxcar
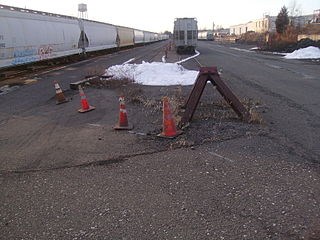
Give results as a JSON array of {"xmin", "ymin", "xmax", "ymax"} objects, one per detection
[
  {"xmin": 134, "ymin": 29, "xmax": 144, "ymax": 44},
  {"xmin": 0, "ymin": 5, "xmax": 82, "ymax": 68},
  {"xmin": 117, "ymin": 26, "xmax": 134, "ymax": 47},
  {"xmin": 80, "ymin": 20, "xmax": 117, "ymax": 52},
  {"xmin": 174, "ymin": 18, "xmax": 198, "ymax": 53}
]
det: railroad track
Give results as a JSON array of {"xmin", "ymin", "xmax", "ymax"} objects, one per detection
[
  {"xmin": 193, "ymin": 57, "xmax": 204, "ymax": 67},
  {"xmin": 132, "ymin": 42, "xmax": 169, "ymax": 63}
]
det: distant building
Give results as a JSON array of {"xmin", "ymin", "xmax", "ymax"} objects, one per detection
[
  {"xmin": 291, "ymin": 14, "xmax": 314, "ymax": 27},
  {"xmin": 213, "ymin": 29, "xmax": 230, "ymax": 37},
  {"xmin": 312, "ymin": 9, "xmax": 320, "ymax": 23},
  {"xmin": 230, "ymin": 13, "xmax": 314, "ymax": 36},
  {"xmin": 230, "ymin": 16, "xmax": 276, "ymax": 35}
]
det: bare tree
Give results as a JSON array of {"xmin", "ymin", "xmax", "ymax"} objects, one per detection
[{"xmin": 288, "ymin": 0, "xmax": 302, "ymax": 18}]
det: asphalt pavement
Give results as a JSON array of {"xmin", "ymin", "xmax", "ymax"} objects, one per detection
[
  {"xmin": 182, "ymin": 41, "xmax": 320, "ymax": 164},
  {"xmin": 1, "ymin": 40, "xmax": 320, "ymax": 240}
]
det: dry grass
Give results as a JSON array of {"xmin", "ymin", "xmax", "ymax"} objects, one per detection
[
  {"xmin": 301, "ymin": 23, "xmax": 320, "ymax": 35},
  {"xmin": 169, "ymin": 138, "xmax": 195, "ymax": 149},
  {"xmin": 123, "ymin": 85, "xmax": 162, "ymax": 112},
  {"xmin": 249, "ymin": 109, "xmax": 263, "ymax": 124},
  {"xmin": 242, "ymin": 98, "xmax": 264, "ymax": 124},
  {"xmin": 89, "ymin": 76, "xmax": 264, "ymax": 125},
  {"xmin": 89, "ymin": 77, "xmax": 134, "ymax": 89},
  {"xmin": 237, "ymin": 31, "xmax": 267, "ymax": 45},
  {"xmin": 192, "ymin": 98, "xmax": 264, "ymax": 124}
]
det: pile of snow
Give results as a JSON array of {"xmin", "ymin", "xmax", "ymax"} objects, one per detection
[
  {"xmin": 284, "ymin": 46, "xmax": 320, "ymax": 59},
  {"xmin": 105, "ymin": 62, "xmax": 198, "ymax": 86}
]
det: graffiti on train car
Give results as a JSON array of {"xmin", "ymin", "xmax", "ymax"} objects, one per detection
[
  {"xmin": 11, "ymin": 56, "xmax": 38, "ymax": 65},
  {"xmin": 38, "ymin": 45, "xmax": 53, "ymax": 60},
  {"xmin": 12, "ymin": 48, "xmax": 38, "ymax": 65},
  {"xmin": 13, "ymin": 48, "xmax": 37, "ymax": 58},
  {"xmin": 11, "ymin": 45, "xmax": 53, "ymax": 65}
]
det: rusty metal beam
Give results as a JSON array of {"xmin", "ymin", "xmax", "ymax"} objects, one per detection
[{"xmin": 210, "ymin": 74, "xmax": 251, "ymax": 122}]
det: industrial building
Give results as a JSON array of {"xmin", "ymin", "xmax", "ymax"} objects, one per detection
[{"xmin": 230, "ymin": 13, "xmax": 316, "ymax": 36}]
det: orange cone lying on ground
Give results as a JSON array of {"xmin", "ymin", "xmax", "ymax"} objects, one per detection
[
  {"xmin": 113, "ymin": 94, "xmax": 133, "ymax": 130},
  {"xmin": 158, "ymin": 96, "xmax": 182, "ymax": 138},
  {"xmin": 54, "ymin": 80, "xmax": 68, "ymax": 104},
  {"xmin": 78, "ymin": 85, "xmax": 95, "ymax": 113}
]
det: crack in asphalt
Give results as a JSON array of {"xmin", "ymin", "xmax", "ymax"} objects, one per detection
[
  {"xmin": 0, "ymin": 149, "xmax": 168, "ymax": 175},
  {"xmin": 0, "ymin": 131, "xmax": 264, "ymax": 176}
]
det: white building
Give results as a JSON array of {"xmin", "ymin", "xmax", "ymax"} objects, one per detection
[
  {"xmin": 230, "ymin": 16, "xmax": 276, "ymax": 35},
  {"xmin": 230, "ymin": 14, "xmax": 314, "ymax": 36}
]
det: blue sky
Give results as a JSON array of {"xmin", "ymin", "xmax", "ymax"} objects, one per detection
[{"xmin": 0, "ymin": 0, "xmax": 318, "ymax": 32}]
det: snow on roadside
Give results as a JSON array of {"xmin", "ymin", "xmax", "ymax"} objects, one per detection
[
  {"xmin": 284, "ymin": 46, "xmax": 320, "ymax": 59},
  {"xmin": 106, "ymin": 62, "xmax": 198, "ymax": 86},
  {"xmin": 230, "ymin": 47, "xmax": 252, "ymax": 53}
]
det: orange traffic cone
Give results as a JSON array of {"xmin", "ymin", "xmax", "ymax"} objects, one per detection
[
  {"xmin": 54, "ymin": 80, "xmax": 68, "ymax": 104},
  {"xmin": 113, "ymin": 94, "xmax": 133, "ymax": 130},
  {"xmin": 158, "ymin": 96, "xmax": 182, "ymax": 138},
  {"xmin": 78, "ymin": 85, "xmax": 95, "ymax": 113}
]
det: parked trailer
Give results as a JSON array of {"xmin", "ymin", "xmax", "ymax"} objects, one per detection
[
  {"xmin": 0, "ymin": 5, "xmax": 82, "ymax": 68},
  {"xmin": 198, "ymin": 30, "xmax": 214, "ymax": 41},
  {"xmin": 174, "ymin": 18, "xmax": 198, "ymax": 54}
]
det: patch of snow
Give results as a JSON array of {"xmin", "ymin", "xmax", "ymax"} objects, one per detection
[
  {"xmin": 250, "ymin": 47, "xmax": 260, "ymax": 50},
  {"xmin": 230, "ymin": 47, "xmax": 252, "ymax": 53},
  {"xmin": 175, "ymin": 50, "xmax": 200, "ymax": 64},
  {"xmin": 105, "ymin": 61, "xmax": 198, "ymax": 86},
  {"xmin": 284, "ymin": 46, "xmax": 320, "ymax": 59},
  {"xmin": 122, "ymin": 58, "xmax": 135, "ymax": 64}
]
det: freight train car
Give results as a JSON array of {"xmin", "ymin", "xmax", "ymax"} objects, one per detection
[
  {"xmin": 79, "ymin": 19, "xmax": 118, "ymax": 52},
  {"xmin": 143, "ymin": 31, "xmax": 153, "ymax": 43},
  {"xmin": 116, "ymin": 26, "xmax": 134, "ymax": 47},
  {"xmin": 134, "ymin": 29, "xmax": 144, "ymax": 44},
  {"xmin": 0, "ymin": 5, "xmax": 82, "ymax": 68},
  {"xmin": 0, "ymin": 4, "xmax": 168, "ymax": 69},
  {"xmin": 173, "ymin": 18, "xmax": 198, "ymax": 54}
]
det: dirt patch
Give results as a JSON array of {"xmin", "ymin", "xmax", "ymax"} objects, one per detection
[{"xmin": 88, "ymin": 78, "xmax": 266, "ymax": 151}]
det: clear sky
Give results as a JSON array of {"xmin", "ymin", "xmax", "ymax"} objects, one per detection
[{"xmin": 0, "ymin": 0, "xmax": 318, "ymax": 32}]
